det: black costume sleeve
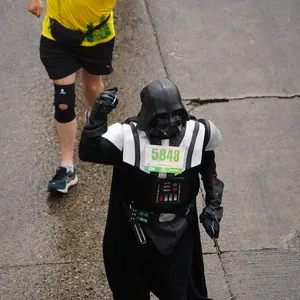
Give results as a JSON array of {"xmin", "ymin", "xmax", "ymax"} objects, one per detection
[
  {"xmin": 197, "ymin": 118, "xmax": 224, "ymax": 207},
  {"xmin": 79, "ymin": 121, "xmax": 122, "ymax": 165},
  {"xmin": 198, "ymin": 119, "xmax": 224, "ymax": 235},
  {"xmin": 198, "ymin": 151, "xmax": 221, "ymax": 206},
  {"xmin": 198, "ymin": 150, "xmax": 224, "ymax": 238}
]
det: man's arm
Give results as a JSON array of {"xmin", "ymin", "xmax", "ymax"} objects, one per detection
[
  {"xmin": 79, "ymin": 123, "xmax": 123, "ymax": 165},
  {"xmin": 199, "ymin": 151, "xmax": 222, "ymax": 206},
  {"xmin": 27, "ymin": 0, "xmax": 44, "ymax": 18},
  {"xmin": 198, "ymin": 120, "xmax": 224, "ymax": 239}
]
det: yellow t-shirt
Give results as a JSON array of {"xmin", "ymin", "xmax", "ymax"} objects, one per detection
[{"xmin": 42, "ymin": 0, "xmax": 116, "ymax": 46}]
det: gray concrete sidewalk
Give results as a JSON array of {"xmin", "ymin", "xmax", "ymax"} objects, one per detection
[
  {"xmin": 145, "ymin": 0, "xmax": 300, "ymax": 100},
  {"xmin": 193, "ymin": 97, "xmax": 300, "ymax": 300},
  {"xmin": 1, "ymin": 0, "xmax": 299, "ymax": 299},
  {"xmin": 143, "ymin": 0, "xmax": 300, "ymax": 297}
]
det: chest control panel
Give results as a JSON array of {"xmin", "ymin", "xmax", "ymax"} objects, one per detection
[{"xmin": 155, "ymin": 177, "xmax": 184, "ymax": 204}]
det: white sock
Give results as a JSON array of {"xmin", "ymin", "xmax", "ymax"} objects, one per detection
[{"xmin": 62, "ymin": 165, "xmax": 74, "ymax": 173}]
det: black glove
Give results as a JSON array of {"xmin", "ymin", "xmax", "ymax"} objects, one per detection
[
  {"xmin": 199, "ymin": 205, "xmax": 223, "ymax": 238},
  {"xmin": 89, "ymin": 87, "xmax": 118, "ymax": 125}
]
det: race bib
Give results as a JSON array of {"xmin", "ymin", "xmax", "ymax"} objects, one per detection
[{"xmin": 144, "ymin": 144, "xmax": 185, "ymax": 174}]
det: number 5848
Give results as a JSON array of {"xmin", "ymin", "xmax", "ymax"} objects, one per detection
[{"xmin": 151, "ymin": 148, "xmax": 180, "ymax": 162}]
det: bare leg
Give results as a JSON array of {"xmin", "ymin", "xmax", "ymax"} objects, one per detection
[
  {"xmin": 53, "ymin": 70, "xmax": 104, "ymax": 167},
  {"xmin": 53, "ymin": 73, "xmax": 77, "ymax": 166},
  {"xmin": 81, "ymin": 69, "xmax": 104, "ymax": 112}
]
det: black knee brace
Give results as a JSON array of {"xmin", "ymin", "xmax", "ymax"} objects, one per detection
[{"xmin": 54, "ymin": 83, "xmax": 76, "ymax": 123}]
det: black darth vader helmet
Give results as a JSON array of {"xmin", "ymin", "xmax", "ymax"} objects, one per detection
[{"xmin": 137, "ymin": 79, "xmax": 189, "ymax": 138}]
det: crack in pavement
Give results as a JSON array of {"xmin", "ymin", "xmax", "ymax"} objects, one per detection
[
  {"xmin": 0, "ymin": 247, "xmax": 293, "ymax": 269},
  {"xmin": 0, "ymin": 259, "xmax": 103, "ymax": 270},
  {"xmin": 183, "ymin": 94, "xmax": 300, "ymax": 110},
  {"xmin": 142, "ymin": 0, "xmax": 168, "ymax": 78}
]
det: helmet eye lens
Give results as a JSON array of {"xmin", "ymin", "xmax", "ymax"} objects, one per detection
[
  {"xmin": 152, "ymin": 111, "xmax": 183, "ymax": 131},
  {"xmin": 155, "ymin": 114, "xmax": 170, "ymax": 131},
  {"xmin": 171, "ymin": 111, "xmax": 182, "ymax": 127}
]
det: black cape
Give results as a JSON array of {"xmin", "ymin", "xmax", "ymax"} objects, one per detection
[{"xmin": 102, "ymin": 165, "xmax": 212, "ymax": 300}]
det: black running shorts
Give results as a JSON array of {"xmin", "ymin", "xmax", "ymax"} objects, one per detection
[{"xmin": 40, "ymin": 36, "xmax": 115, "ymax": 80}]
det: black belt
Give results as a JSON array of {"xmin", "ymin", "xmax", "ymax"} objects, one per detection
[{"xmin": 122, "ymin": 201, "xmax": 194, "ymax": 245}]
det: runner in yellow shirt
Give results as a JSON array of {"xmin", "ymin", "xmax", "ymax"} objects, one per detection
[
  {"xmin": 42, "ymin": 0, "xmax": 116, "ymax": 46},
  {"xmin": 27, "ymin": 0, "xmax": 117, "ymax": 193}
]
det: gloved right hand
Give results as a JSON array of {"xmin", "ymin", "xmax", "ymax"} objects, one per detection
[
  {"xmin": 201, "ymin": 217, "xmax": 220, "ymax": 239},
  {"xmin": 89, "ymin": 87, "xmax": 118, "ymax": 125}
]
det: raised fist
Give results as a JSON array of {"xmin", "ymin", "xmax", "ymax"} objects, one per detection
[{"xmin": 89, "ymin": 87, "xmax": 118, "ymax": 125}]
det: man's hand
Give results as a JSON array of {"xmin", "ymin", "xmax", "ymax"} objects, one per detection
[
  {"xmin": 201, "ymin": 218, "xmax": 220, "ymax": 239},
  {"xmin": 89, "ymin": 87, "xmax": 118, "ymax": 125},
  {"xmin": 199, "ymin": 205, "xmax": 223, "ymax": 239},
  {"xmin": 27, "ymin": 0, "xmax": 44, "ymax": 18}
]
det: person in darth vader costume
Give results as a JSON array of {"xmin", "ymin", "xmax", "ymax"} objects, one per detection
[{"xmin": 79, "ymin": 79, "xmax": 224, "ymax": 300}]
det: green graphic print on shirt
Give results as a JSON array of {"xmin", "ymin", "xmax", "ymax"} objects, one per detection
[{"xmin": 86, "ymin": 16, "xmax": 112, "ymax": 43}]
